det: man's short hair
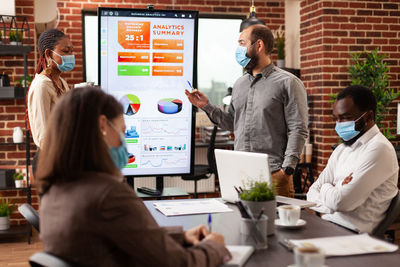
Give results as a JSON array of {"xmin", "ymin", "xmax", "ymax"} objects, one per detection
[
  {"xmin": 249, "ymin": 25, "xmax": 274, "ymax": 55},
  {"xmin": 337, "ymin": 85, "xmax": 377, "ymax": 118}
]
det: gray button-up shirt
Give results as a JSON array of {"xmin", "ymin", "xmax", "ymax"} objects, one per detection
[{"xmin": 203, "ymin": 63, "xmax": 308, "ymax": 172}]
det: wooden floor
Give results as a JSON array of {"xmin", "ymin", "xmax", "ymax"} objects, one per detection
[{"xmin": 0, "ymin": 229, "xmax": 42, "ymax": 267}]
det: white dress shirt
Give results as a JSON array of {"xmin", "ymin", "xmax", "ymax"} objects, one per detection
[{"xmin": 307, "ymin": 125, "xmax": 398, "ymax": 233}]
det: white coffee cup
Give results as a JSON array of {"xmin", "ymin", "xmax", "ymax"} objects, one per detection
[
  {"xmin": 294, "ymin": 246, "xmax": 325, "ymax": 267},
  {"xmin": 277, "ymin": 205, "xmax": 300, "ymax": 226}
]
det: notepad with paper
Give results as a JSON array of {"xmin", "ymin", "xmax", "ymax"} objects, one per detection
[
  {"xmin": 289, "ymin": 233, "xmax": 398, "ymax": 256},
  {"xmin": 222, "ymin": 245, "xmax": 254, "ymax": 267},
  {"xmin": 153, "ymin": 199, "xmax": 233, "ymax": 216}
]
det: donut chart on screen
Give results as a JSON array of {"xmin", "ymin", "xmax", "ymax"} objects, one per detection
[
  {"xmin": 157, "ymin": 98, "xmax": 183, "ymax": 114},
  {"xmin": 120, "ymin": 94, "xmax": 141, "ymax": 116}
]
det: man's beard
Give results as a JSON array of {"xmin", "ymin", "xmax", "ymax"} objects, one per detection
[{"xmin": 244, "ymin": 46, "xmax": 259, "ymax": 74}]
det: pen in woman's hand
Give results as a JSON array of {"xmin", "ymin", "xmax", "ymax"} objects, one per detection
[{"xmin": 208, "ymin": 213, "xmax": 212, "ymax": 233}]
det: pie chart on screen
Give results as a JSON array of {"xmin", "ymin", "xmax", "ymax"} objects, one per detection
[
  {"xmin": 157, "ymin": 98, "xmax": 183, "ymax": 114},
  {"xmin": 120, "ymin": 94, "xmax": 141, "ymax": 116}
]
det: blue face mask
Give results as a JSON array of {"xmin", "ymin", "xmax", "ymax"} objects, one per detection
[
  {"xmin": 335, "ymin": 112, "xmax": 366, "ymax": 141},
  {"xmin": 235, "ymin": 43, "xmax": 255, "ymax": 67},
  {"xmin": 235, "ymin": 46, "xmax": 250, "ymax": 67},
  {"xmin": 51, "ymin": 50, "xmax": 75, "ymax": 72},
  {"xmin": 107, "ymin": 121, "xmax": 129, "ymax": 170}
]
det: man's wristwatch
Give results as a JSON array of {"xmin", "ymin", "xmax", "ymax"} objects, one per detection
[{"xmin": 282, "ymin": 167, "xmax": 295, "ymax": 176}]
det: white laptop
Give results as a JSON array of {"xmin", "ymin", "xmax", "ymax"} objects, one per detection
[{"xmin": 215, "ymin": 149, "xmax": 272, "ymax": 203}]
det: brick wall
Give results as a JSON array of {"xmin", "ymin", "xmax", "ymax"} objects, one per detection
[
  {"xmin": 0, "ymin": 0, "xmax": 284, "ymax": 225},
  {"xmin": 300, "ymin": 0, "xmax": 400, "ymax": 173}
]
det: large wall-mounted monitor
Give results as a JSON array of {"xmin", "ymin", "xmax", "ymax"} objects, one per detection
[{"xmin": 98, "ymin": 7, "xmax": 197, "ymax": 177}]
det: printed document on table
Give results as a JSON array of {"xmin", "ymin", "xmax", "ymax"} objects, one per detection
[
  {"xmin": 222, "ymin": 245, "xmax": 254, "ymax": 267},
  {"xmin": 290, "ymin": 233, "xmax": 399, "ymax": 256},
  {"xmin": 153, "ymin": 199, "xmax": 233, "ymax": 216}
]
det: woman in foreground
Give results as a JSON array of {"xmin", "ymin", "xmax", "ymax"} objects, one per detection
[{"xmin": 36, "ymin": 87, "xmax": 231, "ymax": 266}]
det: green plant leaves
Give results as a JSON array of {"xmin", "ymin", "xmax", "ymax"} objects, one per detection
[{"xmin": 240, "ymin": 181, "xmax": 275, "ymax": 202}]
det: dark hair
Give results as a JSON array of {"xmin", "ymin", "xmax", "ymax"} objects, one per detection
[
  {"xmin": 248, "ymin": 25, "xmax": 274, "ymax": 54},
  {"xmin": 36, "ymin": 29, "xmax": 66, "ymax": 74},
  {"xmin": 36, "ymin": 86, "xmax": 124, "ymax": 195},
  {"xmin": 337, "ymin": 85, "xmax": 377, "ymax": 118}
]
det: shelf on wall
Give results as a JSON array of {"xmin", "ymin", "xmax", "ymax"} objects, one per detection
[
  {"xmin": 0, "ymin": 86, "xmax": 27, "ymax": 99},
  {"xmin": 0, "ymin": 44, "xmax": 31, "ymax": 55},
  {"xmin": 0, "ymin": 224, "xmax": 30, "ymax": 237}
]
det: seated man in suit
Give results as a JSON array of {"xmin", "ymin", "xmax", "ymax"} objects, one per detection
[{"xmin": 307, "ymin": 85, "xmax": 398, "ymax": 233}]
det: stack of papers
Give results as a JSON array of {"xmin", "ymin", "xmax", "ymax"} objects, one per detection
[
  {"xmin": 153, "ymin": 199, "xmax": 233, "ymax": 216},
  {"xmin": 222, "ymin": 245, "xmax": 254, "ymax": 267},
  {"xmin": 290, "ymin": 233, "xmax": 399, "ymax": 256},
  {"xmin": 276, "ymin": 196, "xmax": 316, "ymax": 208}
]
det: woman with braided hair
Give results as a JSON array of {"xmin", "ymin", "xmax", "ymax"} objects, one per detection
[{"xmin": 27, "ymin": 29, "xmax": 74, "ymax": 175}]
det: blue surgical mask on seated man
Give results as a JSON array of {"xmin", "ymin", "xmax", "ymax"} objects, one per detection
[
  {"xmin": 107, "ymin": 120, "xmax": 129, "ymax": 170},
  {"xmin": 51, "ymin": 50, "xmax": 75, "ymax": 72},
  {"xmin": 235, "ymin": 46, "xmax": 251, "ymax": 67},
  {"xmin": 335, "ymin": 112, "xmax": 367, "ymax": 141}
]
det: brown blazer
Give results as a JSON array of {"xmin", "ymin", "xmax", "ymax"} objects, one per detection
[{"xmin": 40, "ymin": 172, "xmax": 230, "ymax": 267}]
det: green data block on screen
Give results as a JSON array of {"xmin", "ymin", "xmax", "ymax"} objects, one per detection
[
  {"xmin": 118, "ymin": 65, "xmax": 150, "ymax": 76},
  {"xmin": 125, "ymin": 164, "xmax": 138, "ymax": 168},
  {"xmin": 126, "ymin": 139, "xmax": 138, "ymax": 144}
]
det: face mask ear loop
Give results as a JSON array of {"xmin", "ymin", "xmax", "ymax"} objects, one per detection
[{"xmin": 354, "ymin": 112, "xmax": 367, "ymax": 123}]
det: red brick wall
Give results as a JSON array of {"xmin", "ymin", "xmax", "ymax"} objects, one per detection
[
  {"xmin": 0, "ymin": 0, "xmax": 284, "ymax": 225},
  {"xmin": 300, "ymin": 0, "xmax": 400, "ymax": 174}
]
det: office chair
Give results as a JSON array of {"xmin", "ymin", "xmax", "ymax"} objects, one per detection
[
  {"xmin": 18, "ymin": 203, "xmax": 40, "ymax": 232},
  {"xmin": 182, "ymin": 125, "xmax": 218, "ymax": 198},
  {"xmin": 29, "ymin": 252, "xmax": 74, "ymax": 267},
  {"xmin": 372, "ymin": 189, "xmax": 400, "ymax": 239}
]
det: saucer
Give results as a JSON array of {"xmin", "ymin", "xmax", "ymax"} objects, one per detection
[{"xmin": 275, "ymin": 219, "xmax": 307, "ymax": 229}]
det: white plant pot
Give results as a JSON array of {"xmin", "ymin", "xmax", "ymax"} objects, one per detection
[
  {"xmin": 13, "ymin": 127, "xmax": 24, "ymax": 143},
  {"xmin": 10, "ymin": 41, "xmax": 17, "ymax": 45},
  {"xmin": 277, "ymin": 59, "xmax": 285, "ymax": 68},
  {"xmin": 242, "ymin": 199, "xmax": 276, "ymax": 236},
  {"xmin": 15, "ymin": 180, "xmax": 24, "ymax": 188},
  {"xmin": 0, "ymin": 216, "xmax": 10, "ymax": 230}
]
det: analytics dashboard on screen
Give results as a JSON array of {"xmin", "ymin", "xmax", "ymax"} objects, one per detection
[{"xmin": 99, "ymin": 8, "xmax": 197, "ymax": 176}]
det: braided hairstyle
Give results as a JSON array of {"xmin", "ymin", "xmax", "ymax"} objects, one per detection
[
  {"xmin": 27, "ymin": 29, "xmax": 67, "ymax": 131},
  {"xmin": 35, "ymin": 29, "xmax": 66, "ymax": 74}
]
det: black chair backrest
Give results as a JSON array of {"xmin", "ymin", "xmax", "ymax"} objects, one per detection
[
  {"xmin": 372, "ymin": 189, "xmax": 400, "ymax": 239},
  {"xmin": 18, "ymin": 203, "xmax": 40, "ymax": 232},
  {"xmin": 207, "ymin": 125, "xmax": 219, "ymax": 179},
  {"xmin": 29, "ymin": 252, "xmax": 74, "ymax": 267}
]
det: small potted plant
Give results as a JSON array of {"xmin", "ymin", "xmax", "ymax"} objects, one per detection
[
  {"xmin": 13, "ymin": 170, "xmax": 25, "ymax": 188},
  {"xmin": 0, "ymin": 199, "xmax": 15, "ymax": 230},
  {"xmin": 9, "ymin": 30, "xmax": 22, "ymax": 45},
  {"xmin": 240, "ymin": 180, "xmax": 276, "ymax": 235},
  {"xmin": 274, "ymin": 25, "xmax": 285, "ymax": 68}
]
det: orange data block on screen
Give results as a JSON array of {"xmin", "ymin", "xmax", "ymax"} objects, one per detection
[
  {"xmin": 152, "ymin": 66, "xmax": 183, "ymax": 76},
  {"xmin": 153, "ymin": 53, "xmax": 183, "ymax": 63},
  {"xmin": 118, "ymin": 52, "xmax": 150, "ymax": 63},
  {"xmin": 118, "ymin": 21, "xmax": 150, "ymax": 49},
  {"xmin": 152, "ymin": 39, "xmax": 184, "ymax": 50}
]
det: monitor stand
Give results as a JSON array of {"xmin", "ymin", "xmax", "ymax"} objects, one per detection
[{"xmin": 126, "ymin": 176, "xmax": 188, "ymax": 199}]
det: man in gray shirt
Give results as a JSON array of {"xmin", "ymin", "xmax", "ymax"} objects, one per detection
[{"xmin": 185, "ymin": 25, "xmax": 308, "ymax": 197}]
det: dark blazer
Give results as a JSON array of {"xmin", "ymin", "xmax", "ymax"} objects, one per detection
[{"xmin": 40, "ymin": 172, "xmax": 229, "ymax": 267}]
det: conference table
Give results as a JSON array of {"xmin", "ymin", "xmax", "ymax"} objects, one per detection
[{"xmin": 144, "ymin": 199, "xmax": 400, "ymax": 267}]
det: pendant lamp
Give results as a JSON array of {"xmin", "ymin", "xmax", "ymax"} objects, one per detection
[{"xmin": 239, "ymin": 0, "xmax": 266, "ymax": 32}]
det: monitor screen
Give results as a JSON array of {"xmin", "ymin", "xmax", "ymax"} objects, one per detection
[{"xmin": 99, "ymin": 7, "xmax": 197, "ymax": 176}]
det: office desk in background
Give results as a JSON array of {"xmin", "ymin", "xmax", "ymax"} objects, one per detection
[{"xmin": 144, "ymin": 199, "xmax": 400, "ymax": 267}]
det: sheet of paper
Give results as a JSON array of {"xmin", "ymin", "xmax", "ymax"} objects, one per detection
[
  {"xmin": 290, "ymin": 233, "xmax": 399, "ymax": 256},
  {"xmin": 276, "ymin": 196, "xmax": 316, "ymax": 208},
  {"xmin": 153, "ymin": 199, "xmax": 233, "ymax": 216},
  {"xmin": 222, "ymin": 245, "xmax": 254, "ymax": 267}
]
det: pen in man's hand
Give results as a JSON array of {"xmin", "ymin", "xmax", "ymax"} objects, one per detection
[
  {"xmin": 208, "ymin": 213, "xmax": 212, "ymax": 233},
  {"xmin": 187, "ymin": 80, "xmax": 194, "ymax": 90}
]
